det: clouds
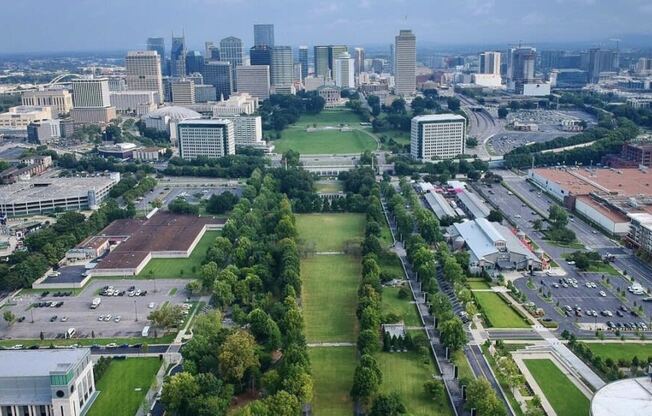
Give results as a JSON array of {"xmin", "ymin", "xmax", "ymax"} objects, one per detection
[{"xmin": 0, "ymin": 0, "xmax": 650, "ymax": 53}]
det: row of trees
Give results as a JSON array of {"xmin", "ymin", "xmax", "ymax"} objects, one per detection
[
  {"xmin": 163, "ymin": 149, "xmax": 268, "ymax": 179},
  {"xmin": 259, "ymin": 92, "xmax": 326, "ymax": 132},
  {"xmin": 163, "ymin": 170, "xmax": 312, "ymax": 415}
]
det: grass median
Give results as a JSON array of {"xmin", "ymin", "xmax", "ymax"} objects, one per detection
[
  {"xmin": 524, "ymin": 358, "xmax": 589, "ymax": 416},
  {"xmin": 473, "ymin": 291, "xmax": 530, "ymax": 328}
]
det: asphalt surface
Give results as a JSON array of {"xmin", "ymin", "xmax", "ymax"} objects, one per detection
[{"xmin": 459, "ymin": 95, "xmax": 503, "ymax": 161}]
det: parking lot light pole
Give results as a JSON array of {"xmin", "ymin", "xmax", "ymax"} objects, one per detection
[{"xmin": 134, "ymin": 300, "xmax": 138, "ymax": 322}]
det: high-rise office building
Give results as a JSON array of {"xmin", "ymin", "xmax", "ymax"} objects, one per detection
[
  {"xmin": 171, "ymin": 36, "xmax": 186, "ymax": 77},
  {"xmin": 394, "ymin": 30, "xmax": 416, "ymax": 96},
  {"xmin": 328, "ymin": 45, "xmax": 347, "ymax": 76},
  {"xmin": 539, "ymin": 50, "xmax": 563, "ymax": 72},
  {"xmin": 508, "ymin": 46, "xmax": 536, "ymax": 91},
  {"xmin": 185, "ymin": 50, "xmax": 204, "ymax": 75},
  {"xmin": 205, "ymin": 42, "xmax": 220, "ymax": 61},
  {"xmin": 236, "ymin": 65, "xmax": 270, "ymax": 100},
  {"xmin": 171, "ymin": 78, "xmax": 195, "ymax": 105},
  {"xmin": 71, "ymin": 78, "xmax": 116, "ymax": 123},
  {"xmin": 389, "ymin": 44, "xmax": 395, "ymax": 75},
  {"xmin": 314, "ymin": 46, "xmax": 330, "ymax": 79},
  {"xmin": 587, "ymin": 48, "xmax": 618, "ymax": 82},
  {"xmin": 146, "ymin": 37, "xmax": 166, "ymax": 75},
  {"xmin": 410, "ymin": 114, "xmax": 466, "ymax": 161},
  {"xmin": 354, "ymin": 47, "xmax": 365, "ymax": 75},
  {"xmin": 200, "ymin": 61, "xmax": 233, "ymax": 100},
  {"xmin": 334, "ymin": 52, "xmax": 355, "ymax": 89},
  {"xmin": 220, "ymin": 36, "xmax": 243, "ymax": 89},
  {"xmin": 479, "ymin": 51, "xmax": 501, "ymax": 75},
  {"xmin": 178, "ymin": 119, "xmax": 235, "ymax": 160},
  {"xmin": 299, "ymin": 46, "xmax": 309, "ymax": 80},
  {"xmin": 271, "ymin": 46, "xmax": 294, "ymax": 87},
  {"xmin": 125, "ymin": 50, "xmax": 163, "ymax": 102},
  {"xmin": 250, "ymin": 45, "xmax": 272, "ymax": 66},
  {"xmin": 253, "ymin": 24, "xmax": 274, "ymax": 47}
]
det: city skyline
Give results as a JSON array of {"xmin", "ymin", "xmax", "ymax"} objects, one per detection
[{"xmin": 2, "ymin": 0, "xmax": 652, "ymax": 53}]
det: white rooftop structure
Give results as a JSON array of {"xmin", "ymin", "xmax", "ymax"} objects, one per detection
[
  {"xmin": 590, "ymin": 375, "xmax": 652, "ymax": 416},
  {"xmin": 424, "ymin": 191, "xmax": 457, "ymax": 220},
  {"xmin": 457, "ymin": 189, "xmax": 491, "ymax": 219}
]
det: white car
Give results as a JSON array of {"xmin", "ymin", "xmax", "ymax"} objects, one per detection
[
  {"xmin": 60, "ymin": 317, "xmax": 68, "ymax": 322},
  {"xmin": 105, "ymin": 314, "xmax": 112, "ymax": 321},
  {"xmin": 97, "ymin": 315, "xmax": 104, "ymax": 321},
  {"xmin": 148, "ymin": 302, "xmax": 155, "ymax": 309},
  {"xmin": 599, "ymin": 291, "xmax": 607, "ymax": 297},
  {"xmin": 114, "ymin": 316, "xmax": 121, "ymax": 323}
]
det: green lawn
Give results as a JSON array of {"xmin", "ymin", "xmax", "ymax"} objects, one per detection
[
  {"xmin": 302, "ymin": 255, "xmax": 360, "ymax": 342},
  {"xmin": 381, "ymin": 286, "xmax": 421, "ymax": 327},
  {"xmin": 273, "ymin": 128, "xmax": 376, "ymax": 154},
  {"xmin": 309, "ymin": 347, "xmax": 356, "ymax": 416},
  {"xmin": 524, "ymin": 359, "xmax": 590, "ymax": 416},
  {"xmin": 467, "ymin": 279, "xmax": 490, "ymax": 289},
  {"xmin": 379, "ymin": 218, "xmax": 394, "ymax": 248},
  {"xmin": 585, "ymin": 343, "xmax": 652, "ymax": 362},
  {"xmin": 473, "ymin": 291, "xmax": 530, "ymax": 328},
  {"xmin": 297, "ymin": 108, "xmax": 363, "ymax": 126},
  {"xmin": 452, "ymin": 350, "xmax": 475, "ymax": 381},
  {"xmin": 378, "ymin": 252, "xmax": 404, "ymax": 280},
  {"xmin": 297, "ymin": 213, "xmax": 365, "ymax": 252},
  {"xmin": 314, "ymin": 181, "xmax": 343, "ymax": 193},
  {"xmin": 87, "ymin": 358, "xmax": 161, "ymax": 416},
  {"xmin": 138, "ymin": 230, "xmax": 220, "ymax": 278},
  {"xmin": 376, "ymin": 352, "xmax": 452, "ymax": 416},
  {"xmin": 377, "ymin": 129, "xmax": 411, "ymax": 146}
]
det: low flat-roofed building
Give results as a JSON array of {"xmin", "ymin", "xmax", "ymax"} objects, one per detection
[
  {"xmin": 70, "ymin": 107, "xmax": 116, "ymax": 125},
  {"xmin": 211, "ymin": 93, "xmax": 258, "ymax": 116},
  {"xmin": 27, "ymin": 119, "xmax": 61, "ymax": 144},
  {"xmin": 98, "ymin": 142, "xmax": 138, "ymax": 159},
  {"xmin": 133, "ymin": 147, "xmax": 165, "ymax": 161},
  {"xmin": 424, "ymin": 191, "xmax": 457, "ymax": 220},
  {"xmin": 456, "ymin": 189, "xmax": 491, "ymax": 219},
  {"xmin": 109, "ymin": 90, "xmax": 158, "ymax": 116},
  {"xmin": 21, "ymin": 89, "xmax": 73, "ymax": 115},
  {"xmin": 448, "ymin": 218, "xmax": 542, "ymax": 273},
  {"xmin": 0, "ymin": 174, "xmax": 119, "ymax": 217},
  {"xmin": 0, "ymin": 106, "xmax": 53, "ymax": 137},
  {"xmin": 0, "ymin": 348, "xmax": 95, "ymax": 416}
]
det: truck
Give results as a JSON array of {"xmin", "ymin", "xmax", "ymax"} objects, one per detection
[{"xmin": 90, "ymin": 297, "xmax": 101, "ymax": 309}]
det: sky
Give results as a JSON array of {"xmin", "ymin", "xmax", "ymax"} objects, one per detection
[{"xmin": 1, "ymin": 0, "xmax": 652, "ymax": 53}]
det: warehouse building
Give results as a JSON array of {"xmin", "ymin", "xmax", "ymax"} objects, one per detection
[
  {"xmin": 456, "ymin": 189, "xmax": 491, "ymax": 219},
  {"xmin": 424, "ymin": 190, "xmax": 457, "ymax": 220},
  {"xmin": 448, "ymin": 218, "xmax": 542, "ymax": 273},
  {"xmin": 0, "ymin": 174, "xmax": 119, "ymax": 217},
  {"xmin": 0, "ymin": 348, "xmax": 95, "ymax": 416}
]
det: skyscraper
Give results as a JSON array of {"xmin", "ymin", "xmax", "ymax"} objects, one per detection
[
  {"xmin": 479, "ymin": 51, "xmax": 501, "ymax": 75},
  {"xmin": 271, "ymin": 46, "xmax": 293, "ymax": 87},
  {"xmin": 314, "ymin": 46, "xmax": 330, "ymax": 79},
  {"xmin": 125, "ymin": 51, "xmax": 163, "ymax": 103},
  {"xmin": 171, "ymin": 78, "xmax": 195, "ymax": 105},
  {"xmin": 334, "ymin": 52, "xmax": 355, "ymax": 89},
  {"xmin": 410, "ymin": 114, "xmax": 466, "ymax": 161},
  {"xmin": 587, "ymin": 48, "xmax": 618, "ymax": 83},
  {"xmin": 201, "ymin": 61, "xmax": 233, "ymax": 99},
  {"xmin": 250, "ymin": 45, "xmax": 272, "ymax": 66},
  {"xmin": 178, "ymin": 119, "xmax": 235, "ymax": 160},
  {"xmin": 171, "ymin": 36, "xmax": 186, "ymax": 77},
  {"xmin": 71, "ymin": 78, "xmax": 116, "ymax": 123},
  {"xmin": 146, "ymin": 37, "xmax": 166, "ymax": 75},
  {"xmin": 328, "ymin": 45, "xmax": 347, "ymax": 76},
  {"xmin": 220, "ymin": 36, "xmax": 243, "ymax": 89},
  {"xmin": 205, "ymin": 42, "xmax": 220, "ymax": 61},
  {"xmin": 354, "ymin": 47, "xmax": 365, "ymax": 75},
  {"xmin": 508, "ymin": 46, "xmax": 536, "ymax": 91},
  {"xmin": 298, "ymin": 46, "xmax": 309, "ymax": 80},
  {"xmin": 389, "ymin": 44, "xmax": 395, "ymax": 75},
  {"xmin": 253, "ymin": 24, "xmax": 274, "ymax": 47},
  {"xmin": 236, "ymin": 65, "xmax": 270, "ymax": 100},
  {"xmin": 394, "ymin": 30, "xmax": 416, "ymax": 96},
  {"xmin": 185, "ymin": 50, "xmax": 204, "ymax": 75}
]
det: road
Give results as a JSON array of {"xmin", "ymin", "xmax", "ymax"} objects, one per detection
[{"xmin": 458, "ymin": 94, "xmax": 504, "ymax": 161}]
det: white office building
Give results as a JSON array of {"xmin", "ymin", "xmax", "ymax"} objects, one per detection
[
  {"xmin": 71, "ymin": 78, "xmax": 115, "ymax": 124},
  {"xmin": 394, "ymin": 30, "xmax": 416, "ymax": 96},
  {"xmin": 0, "ymin": 349, "xmax": 96, "ymax": 416},
  {"xmin": 334, "ymin": 52, "xmax": 355, "ymax": 89},
  {"xmin": 178, "ymin": 119, "xmax": 236, "ymax": 159},
  {"xmin": 21, "ymin": 89, "xmax": 73, "ymax": 115},
  {"xmin": 27, "ymin": 119, "xmax": 61, "ymax": 143},
  {"xmin": 219, "ymin": 115, "xmax": 263, "ymax": 147},
  {"xmin": 125, "ymin": 51, "xmax": 163, "ymax": 103},
  {"xmin": 235, "ymin": 66, "xmax": 270, "ymax": 100},
  {"xmin": 109, "ymin": 91, "xmax": 158, "ymax": 116},
  {"xmin": 271, "ymin": 46, "xmax": 294, "ymax": 88},
  {"xmin": 0, "ymin": 106, "xmax": 53, "ymax": 136},
  {"xmin": 212, "ymin": 92, "xmax": 258, "ymax": 116},
  {"xmin": 410, "ymin": 114, "xmax": 466, "ymax": 161},
  {"xmin": 171, "ymin": 78, "xmax": 196, "ymax": 105}
]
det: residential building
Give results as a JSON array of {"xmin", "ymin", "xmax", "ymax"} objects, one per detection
[
  {"xmin": 146, "ymin": 37, "xmax": 166, "ymax": 75},
  {"xmin": 0, "ymin": 106, "xmax": 53, "ymax": 136},
  {"xmin": 27, "ymin": 119, "xmax": 61, "ymax": 144},
  {"xmin": 298, "ymin": 46, "xmax": 309, "ymax": 80},
  {"xmin": 253, "ymin": 24, "xmax": 274, "ymax": 47},
  {"xmin": 170, "ymin": 78, "xmax": 195, "ymax": 105},
  {"xmin": 271, "ymin": 46, "xmax": 293, "ymax": 87},
  {"xmin": 219, "ymin": 115, "xmax": 263, "ymax": 147},
  {"xmin": 200, "ymin": 61, "xmax": 233, "ymax": 99},
  {"xmin": 236, "ymin": 65, "xmax": 270, "ymax": 100},
  {"xmin": 212, "ymin": 92, "xmax": 258, "ymax": 116},
  {"xmin": 194, "ymin": 84, "xmax": 217, "ymax": 103},
  {"xmin": 627, "ymin": 97, "xmax": 652, "ymax": 109},
  {"xmin": 410, "ymin": 114, "xmax": 465, "ymax": 161},
  {"xmin": 109, "ymin": 91, "xmax": 157, "ymax": 116},
  {"xmin": 178, "ymin": 119, "xmax": 235, "ymax": 159},
  {"xmin": 334, "ymin": 52, "xmax": 354, "ymax": 89},
  {"xmin": 171, "ymin": 36, "xmax": 186, "ymax": 77},
  {"xmin": 394, "ymin": 30, "xmax": 416, "ymax": 96},
  {"xmin": 125, "ymin": 50, "xmax": 163, "ymax": 102},
  {"xmin": 0, "ymin": 349, "xmax": 96, "ymax": 416},
  {"xmin": 479, "ymin": 51, "xmax": 501, "ymax": 75},
  {"xmin": 220, "ymin": 36, "xmax": 243, "ymax": 89},
  {"xmin": 21, "ymin": 89, "xmax": 73, "ymax": 115},
  {"xmin": 353, "ymin": 47, "xmax": 365, "ymax": 75}
]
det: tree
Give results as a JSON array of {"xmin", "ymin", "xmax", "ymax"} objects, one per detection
[
  {"xmin": 168, "ymin": 197, "xmax": 199, "ymax": 215},
  {"xmin": 264, "ymin": 390, "xmax": 301, "ymax": 416},
  {"xmin": 248, "ymin": 309, "xmax": 281, "ymax": 351},
  {"xmin": 440, "ymin": 317, "xmax": 467, "ymax": 351},
  {"xmin": 532, "ymin": 219, "xmax": 543, "ymax": 231},
  {"xmin": 350, "ymin": 365, "xmax": 381, "ymax": 405},
  {"xmin": 498, "ymin": 107, "xmax": 509, "ymax": 119},
  {"xmin": 447, "ymin": 97, "xmax": 461, "ymax": 112},
  {"xmin": 148, "ymin": 304, "xmax": 185, "ymax": 329},
  {"xmin": 161, "ymin": 372, "xmax": 200, "ymax": 415},
  {"xmin": 487, "ymin": 209, "xmax": 504, "ymax": 223},
  {"xmin": 357, "ymin": 329, "xmax": 380, "ymax": 355},
  {"xmin": 548, "ymin": 205, "xmax": 568, "ymax": 229},
  {"xmin": 3, "ymin": 311, "xmax": 16, "ymax": 325},
  {"xmin": 466, "ymin": 378, "xmax": 506, "ymax": 416},
  {"xmin": 369, "ymin": 392, "xmax": 407, "ymax": 416},
  {"xmin": 424, "ymin": 379, "xmax": 444, "ymax": 401},
  {"xmin": 218, "ymin": 330, "xmax": 259, "ymax": 385},
  {"xmin": 206, "ymin": 191, "xmax": 239, "ymax": 214},
  {"xmin": 466, "ymin": 137, "xmax": 478, "ymax": 148}
]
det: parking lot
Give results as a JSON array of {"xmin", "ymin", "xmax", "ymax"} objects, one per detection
[
  {"xmin": 136, "ymin": 184, "xmax": 243, "ymax": 211},
  {"xmin": 0, "ymin": 279, "xmax": 190, "ymax": 341}
]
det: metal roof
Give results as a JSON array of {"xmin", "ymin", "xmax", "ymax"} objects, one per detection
[
  {"xmin": 424, "ymin": 191, "xmax": 457, "ymax": 219},
  {"xmin": 591, "ymin": 376, "xmax": 652, "ymax": 416},
  {"xmin": 0, "ymin": 349, "xmax": 89, "ymax": 378},
  {"xmin": 457, "ymin": 189, "xmax": 491, "ymax": 219}
]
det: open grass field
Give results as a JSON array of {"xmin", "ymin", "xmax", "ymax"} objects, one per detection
[
  {"xmin": 273, "ymin": 128, "xmax": 377, "ymax": 154},
  {"xmin": 585, "ymin": 343, "xmax": 652, "ymax": 362},
  {"xmin": 378, "ymin": 252, "xmax": 404, "ymax": 279},
  {"xmin": 297, "ymin": 108, "xmax": 363, "ymax": 126},
  {"xmin": 467, "ymin": 279, "xmax": 490, "ymax": 289},
  {"xmin": 376, "ymin": 352, "xmax": 452, "ymax": 416},
  {"xmin": 297, "ymin": 213, "xmax": 365, "ymax": 252},
  {"xmin": 473, "ymin": 291, "xmax": 530, "ymax": 328},
  {"xmin": 376, "ymin": 128, "xmax": 411, "ymax": 146},
  {"xmin": 87, "ymin": 358, "xmax": 161, "ymax": 416},
  {"xmin": 302, "ymin": 255, "xmax": 360, "ymax": 342},
  {"xmin": 524, "ymin": 359, "xmax": 589, "ymax": 416},
  {"xmin": 309, "ymin": 347, "xmax": 356, "ymax": 416},
  {"xmin": 314, "ymin": 180, "xmax": 343, "ymax": 193},
  {"xmin": 138, "ymin": 230, "xmax": 220, "ymax": 278},
  {"xmin": 381, "ymin": 286, "xmax": 421, "ymax": 327}
]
